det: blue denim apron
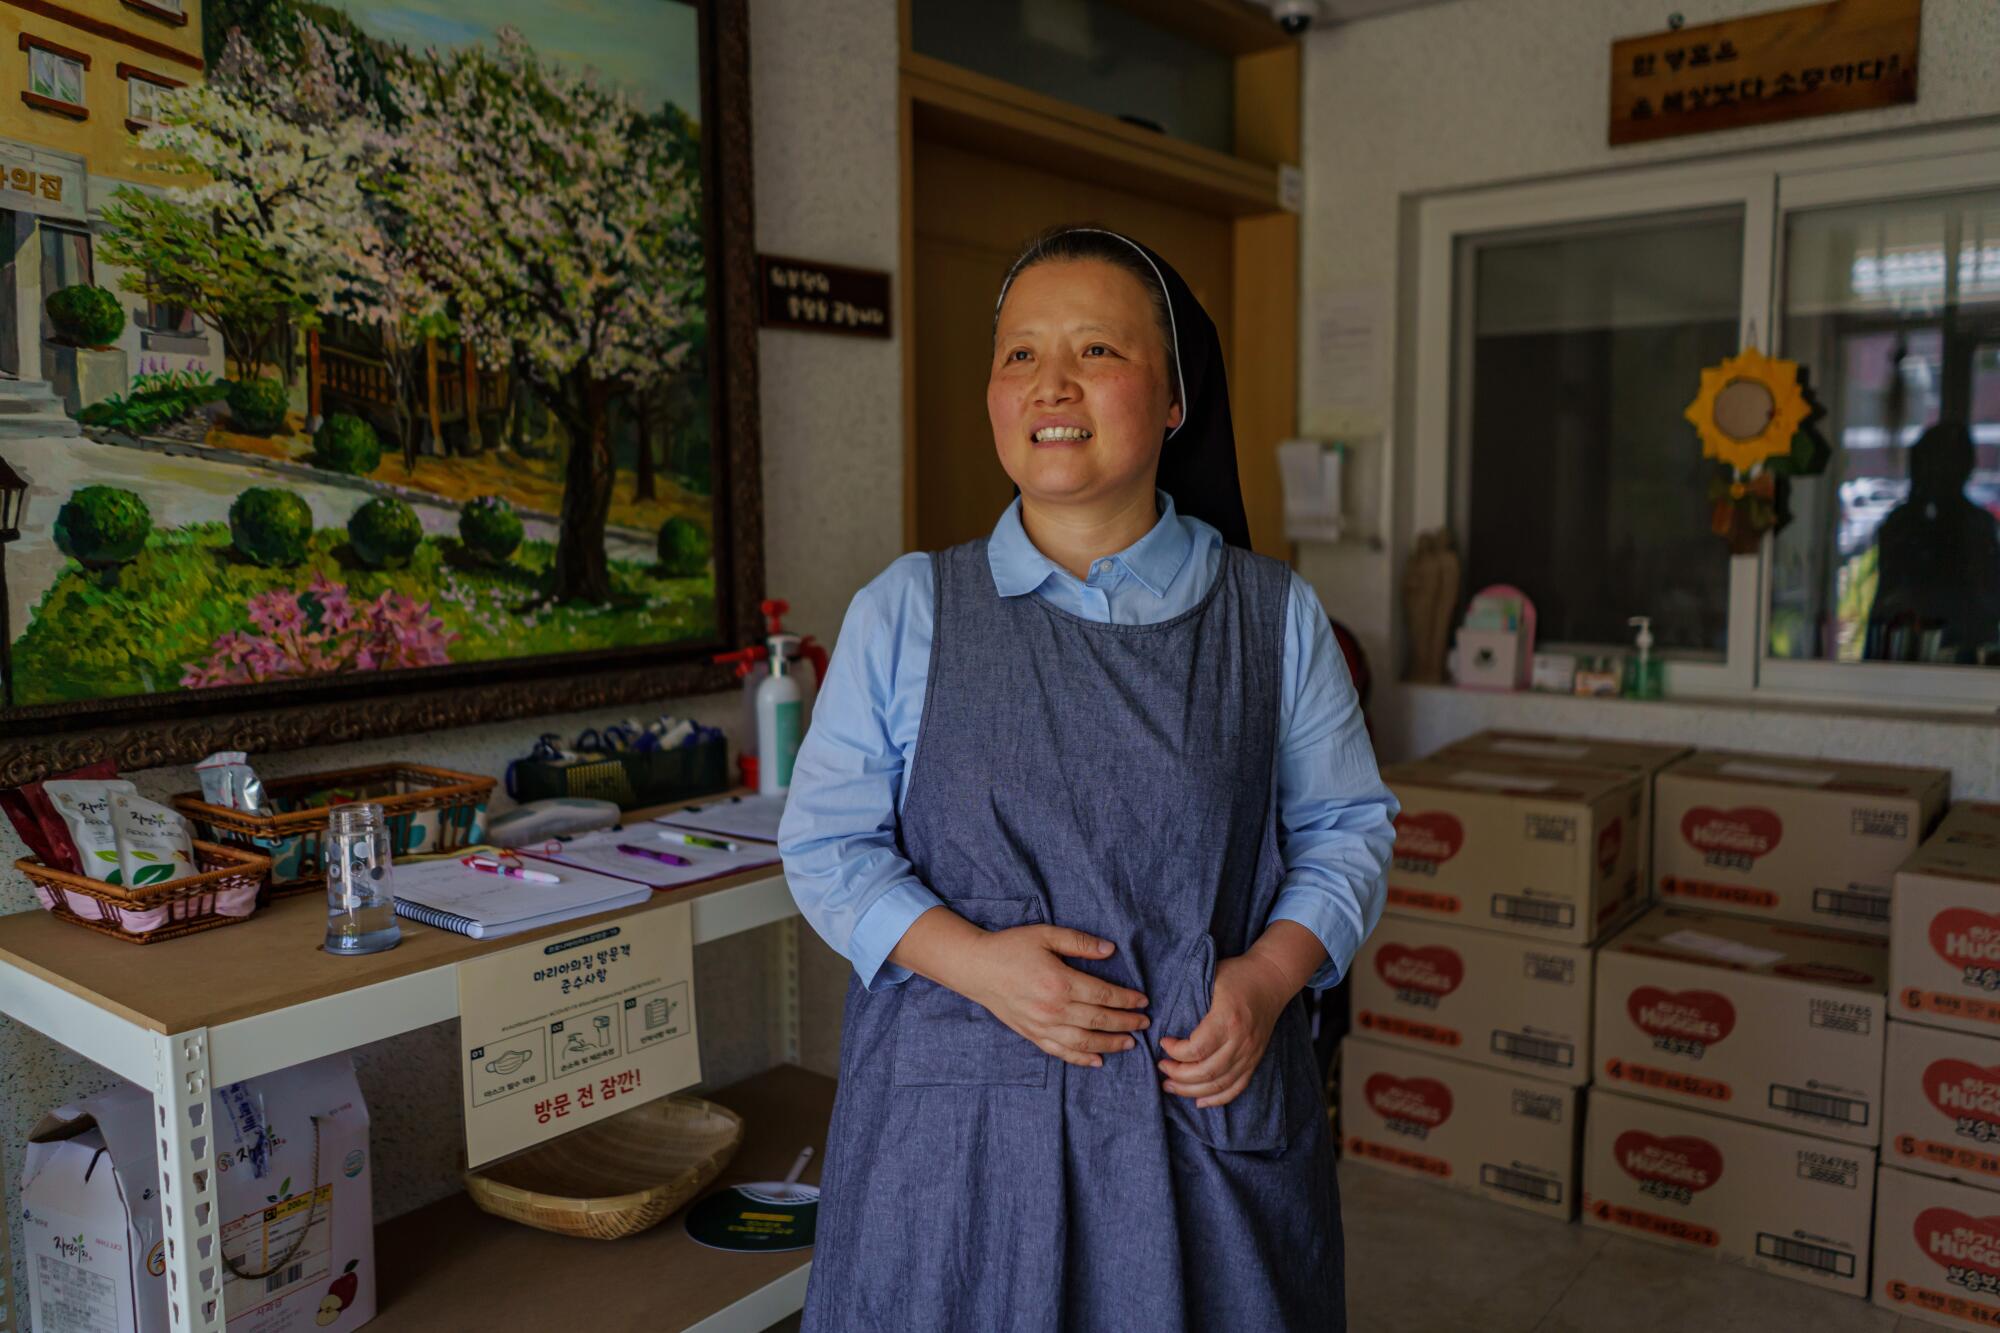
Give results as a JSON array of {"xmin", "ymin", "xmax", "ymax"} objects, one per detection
[{"xmin": 803, "ymin": 539, "xmax": 1344, "ymax": 1332}]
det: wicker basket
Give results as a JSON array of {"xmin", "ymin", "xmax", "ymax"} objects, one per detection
[
  {"xmin": 173, "ymin": 763, "xmax": 494, "ymax": 897},
  {"xmin": 17, "ymin": 841, "xmax": 273, "ymax": 944},
  {"xmin": 464, "ymin": 1095, "xmax": 744, "ymax": 1241}
]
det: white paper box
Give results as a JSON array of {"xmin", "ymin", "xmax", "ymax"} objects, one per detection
[
  {"xmin": 23, "ymin": 1056, "xmax": 375, "ymax": 1333},
  {"xmin": 1874, "ymin": 1163, "xmax": 2000, "ymax": 1328}
]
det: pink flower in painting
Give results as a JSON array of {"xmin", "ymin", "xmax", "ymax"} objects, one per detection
[
  {"xmin": 246, "ymin": 590, "xmax": 307, "ymax": 637},
  {"xmin": 181, "ymin": 577, "xmax": 458, "ymax": 689}
]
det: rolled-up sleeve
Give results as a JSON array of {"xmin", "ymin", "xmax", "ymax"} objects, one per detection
[
  {"xmin": 1264, "ymin": 573, "xmax": 1399, "ymax": 990},
  {"xmin": 777, "ymin": 555, "xmax": 940, "ymax": 989}
]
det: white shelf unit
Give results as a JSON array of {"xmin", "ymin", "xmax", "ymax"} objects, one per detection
[{"xmin": 0, "ymin": 867, "xmax": 815, "ymax": 1333}]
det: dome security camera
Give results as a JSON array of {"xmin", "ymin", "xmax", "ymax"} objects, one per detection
[{"xmin": 1270, "ymin": 0, "xmax": 1320, "ymax": 34}]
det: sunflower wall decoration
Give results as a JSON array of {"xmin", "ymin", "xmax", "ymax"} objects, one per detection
[{"xmin": 1683, "ymin": 346, "xmax": 1825, "ymax": 554}]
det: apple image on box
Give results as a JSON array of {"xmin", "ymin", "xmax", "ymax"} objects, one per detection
[{"xmin": 317, "ymin": 1260, "xmax": 361, "ymax": 1326}]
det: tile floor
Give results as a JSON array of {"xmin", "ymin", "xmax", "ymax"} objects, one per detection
[
  {"xmin": 1339, "ymin": 1163, "xmax": 1926, "ymax": 1332},
  {"xmin": 766, "ymin": 1161, "xmax": 1943, "ymax": 1330}
]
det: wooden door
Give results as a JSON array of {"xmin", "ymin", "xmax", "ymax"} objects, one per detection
[{"xmin": 911, "ymin": 137, "xmax": 1236, "ymax": 553}]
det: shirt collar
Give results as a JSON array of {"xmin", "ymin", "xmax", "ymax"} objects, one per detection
[{"xmin": 987, "ymin": 491, "xmax": 1195, "ymax": 600}]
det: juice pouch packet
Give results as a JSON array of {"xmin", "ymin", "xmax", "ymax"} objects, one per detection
[
  {"xmin": 110, "ymin": 792, "xmax": 196, "ymax": 890},
  {"xmin": 2, "ymin": 760, "xmax": 120, "ymax": 872},
  {"xmin": 44, "ymin": 780, "xmax": 139, "ymax": 884}
]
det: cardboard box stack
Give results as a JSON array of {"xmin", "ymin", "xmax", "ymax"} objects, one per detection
[
  {"xmin": 1653, "ymin": 750, "xmax": 1948, "ymax": 938},
  {"xmin": 1876, "ymin": 803, "xmax": 2000, "ymax": 1329},
  {"xmin": 1340, "ymin": 737, "xmax": 1660, "ymax": 1221}
]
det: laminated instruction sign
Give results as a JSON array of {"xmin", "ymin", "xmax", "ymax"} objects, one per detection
[{"xmin": 458, "ymin": 903, "xmax": 700, "ymax": 1167}]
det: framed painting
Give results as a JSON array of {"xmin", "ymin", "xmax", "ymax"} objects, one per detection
[{"xmin": 0, "ymin": 0, "xmax": 763, "ymax": 782}]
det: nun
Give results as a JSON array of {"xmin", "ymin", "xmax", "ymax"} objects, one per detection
[{"xmin": 778, "ymin": 224, "xmax": 1398, "ymax": 1330}]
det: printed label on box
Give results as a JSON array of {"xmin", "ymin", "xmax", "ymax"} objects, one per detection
[{"xmin": 221, "ymin": 1185, "xmax": 332, "ymax": 1319}]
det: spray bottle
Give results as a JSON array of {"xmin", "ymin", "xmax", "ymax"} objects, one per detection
[
  {"xmin": 1624, "ymin": 616, "xmax": 1663, "ymax": 700},
  {"xmin": 758, "ymin": 631, "xmax": 804, "ymax": 796}
]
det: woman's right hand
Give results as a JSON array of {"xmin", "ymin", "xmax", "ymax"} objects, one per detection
[{"xmin": 892, "ymin": 912, "xmax": 1150, "ymax": 1068}]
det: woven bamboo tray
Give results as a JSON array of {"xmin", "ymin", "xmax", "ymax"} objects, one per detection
[
  {"xmin": 464, "ymin": 1095, "xmax": 745, "ymax": 1240},
  {"xmin": 173, "ymin": 763, "xmax": 494, "ymax": 897},
  {"xmin": 16, "ymin": 841, "xmax": 272, "ymax": 945}
]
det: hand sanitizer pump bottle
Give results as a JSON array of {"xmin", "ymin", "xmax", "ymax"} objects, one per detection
[{"xmin": 757, "ymin": 632, "xmax": 804, "ymax": 796}]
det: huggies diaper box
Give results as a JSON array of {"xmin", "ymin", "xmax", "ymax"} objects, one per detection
[
  {"xmin": 1380, "ymin": 758, "xmax": 1645, "ymax": 946},
  {"xmin": 1582, "ymin": 1088, "xmax": 1876, "ymax": 1297},
  {"xmin": 1339, "ymin": 1036, "xmax": 1580, "ymax": 1220},
  {"xmin": 1350, "ymin": 913, "xmax": 1592, "ymax": 1086},
  {"xmin": 1653, "ymin": 749, "xmax": 1947, "ymax": 937},
  {"xmin": 1433, "ymin": 730, "xmax": 1691, "ymax": 887},
  {"xmin": 1593, "ymin": 905, "xmax": 1888, "ymax": 1145},
  {"xmin": 23, "ymin": 1056, "xmax": 375, "ymax": 1333},
  {"xmin": 1874, "ymin": 1163, "xmax": 2000, "ymax": 1329},
  {"xmin": 1884, "ymin": 1018, "xmax": 2000, "ymax": 1189},
  {"xmin": 1891, "ymin": 803, "xmax": 2000, "ymax": 1035}
]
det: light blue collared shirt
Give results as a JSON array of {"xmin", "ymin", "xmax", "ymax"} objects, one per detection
[{"xmin": 777, "ymin": 494, "xmax": 1397, "ymax": 991}]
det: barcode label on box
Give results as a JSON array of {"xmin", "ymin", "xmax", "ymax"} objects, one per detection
[
  {"xmin": 1493, "ymin": 1031, "xmax": 1575, "ymax": 1069},
  {"xmin": 265, "ymin": 1263, "xmax": 306, "ymax": 1295},
  {"xmin": 1510, "ymin": 1090, "xmax": 1565, "ymax": 1123},
  {"xmin": 1522, "ymin": 953, "xmax": 1575, "ymax": 985},
  {"xmin": 1491, "ymin": 895, "xmax": 1575, "ymax": 929},
  {"xmin": 1480, "ymin": 1163, "xmax": 1563, "ymax": 1204},
  {"xmin": 1812, "ymin": 887, "xmax": 1888, "ymax": 922},
  {"xmin": 1755, "ymin": 1232, "xmax": 1855, "ymax": 1278},
  {"xmin": 1770, "ymin": 1084, "xmax": 1870, "ymax": 1126}
]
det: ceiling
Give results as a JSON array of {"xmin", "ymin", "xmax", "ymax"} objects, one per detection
[{"xmin": 1319, "ymin": 0, "xmax": 1463, "ymax": 20}]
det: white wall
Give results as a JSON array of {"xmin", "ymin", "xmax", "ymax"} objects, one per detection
[
  {"xmin": 0, "ymin": 0, "xmax": 899, "ymax": 1319},
  {"xmin": 1296, "ymin": 0, "xmax": 2000, "ymax": 770}
]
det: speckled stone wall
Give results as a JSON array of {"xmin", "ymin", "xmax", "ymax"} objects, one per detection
[{"xmin": 1, "ymin": 0, "xmax": 899, "ymax": 1322}]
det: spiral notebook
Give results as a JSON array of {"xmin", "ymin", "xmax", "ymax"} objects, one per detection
[{"xmin": 391, "ymin": 856, "xmax": 651, "ymax": 939}]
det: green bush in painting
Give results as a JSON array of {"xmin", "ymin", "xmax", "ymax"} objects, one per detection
[
  {"xmin": 45, "ymin": 286, "xmax": 126, "ymax": 349},
  {"xmin": 313, "ymin": 413, "xmax": 382, "ymax": 476},
  {"xmin": 656, "ymin": 517, "xmax": 710, "ymax": 577},
  {"xmin": 458, "ymin": 495, "xmax": 523, "ymax": 565},
  {"xmin": 226, "ymin": 377, "xmax": 290, "ymax": 436},
  {"xmin": 53, "ymin": 486, "xmax": 151, "ymax": 569},
  {"xmin": 347, "ymin": 497, "xmax": 424, "ymax": 570},
  {"xmin": 230, "ymin": 487, "xmax": 313, "ymax": 567}
]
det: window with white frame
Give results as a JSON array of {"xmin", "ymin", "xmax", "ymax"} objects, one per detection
[
  {"xmin": 1770, "ymin": 188, "xmax": 2000, "ymax": 669},
  {"xmin": 127, "ymin": 75, "xmax": 173, "ymax": 126},
  {"xmin": 1416, "ymin": 131, "xmax": 2000, "ymax": 705},
  {"xmin": 1453, "ymin": 212, "xmax": 1743, "ymax": 656},
  {"xmin": 27, "ymin": 46, "xmax": 85, "ymax": 110}
]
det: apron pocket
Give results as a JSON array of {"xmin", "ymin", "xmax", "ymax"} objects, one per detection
[
  {"xmin": 1160, "ymin": 933, "xmax": 1292, "ymax": 1153},
  {"xmin": 891, "ymin": 896, "xmax": 1051, "ymax": 1090}
]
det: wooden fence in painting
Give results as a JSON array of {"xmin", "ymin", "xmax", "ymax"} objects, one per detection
[{"xmin": 306, "ymin": 326, "xmax": 511, "ymax": 454}]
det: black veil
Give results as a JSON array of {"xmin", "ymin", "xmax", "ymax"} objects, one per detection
[{"xmin": 995, "ymin": 228, "xmax": 1252, "ymax": 550}]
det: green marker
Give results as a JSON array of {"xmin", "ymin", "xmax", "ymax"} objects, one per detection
[{"xmin": 662, "ymin": 829, "xmax": 741, "ymax": 853}]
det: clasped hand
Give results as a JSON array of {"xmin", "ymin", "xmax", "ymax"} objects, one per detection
[{"xmin": 955, "ymin": 925, "xmax": 1292, "ymax": 1109}]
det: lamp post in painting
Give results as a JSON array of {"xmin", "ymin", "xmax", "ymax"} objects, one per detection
[{"xmin": 0, "ymin": 453, "xmax": 24, "ymax": 708}]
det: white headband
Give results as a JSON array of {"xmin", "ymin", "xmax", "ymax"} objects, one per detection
[{"xmin": 994, "ymin": 227, "xmax": 1186, "ymax": 440}]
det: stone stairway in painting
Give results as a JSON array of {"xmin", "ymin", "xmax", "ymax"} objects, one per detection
[{"xmin": 0, "ymin": 379, "xmax": 81, "ymax": 439}]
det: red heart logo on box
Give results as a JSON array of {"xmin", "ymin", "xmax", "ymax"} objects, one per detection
[
  {"xmin": 1614, "ymin": 1130, "xmax": 1723, "ymax": 1192},
  {"xmin": 1364, "ymin": 1073, "xmax": 1453, "ymax": 1128},
  {"xmin": 1680, "ymin": 806, "xmax": 1782, "ymax": 859},
  {"xmin": 1375, "ymin": 944, "xmax": 1464, "ymax": 998},
  {"xmin": 1932, "ymin": 908, "xmax": 2000, "ymax": 969},
  {"xmin": 1393, "ymin": 812, "xmax": 1464, "ymax": 864},
  {"xmin": 1628, "ymin": 986, "xmax": 1737, "ymax": 1046},
  {"xmin": 1916, "ymin": 1208, "xmax": 2000, "ymax": 1277}
]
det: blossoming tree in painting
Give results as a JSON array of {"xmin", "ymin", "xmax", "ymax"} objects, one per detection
[
  {"xmin": 101, "ymin": 21, "xmax": 382, "ymax": 379},
  {"xmin": 391, "ymin": 29, "xmax": 704, "ymax": 605}
]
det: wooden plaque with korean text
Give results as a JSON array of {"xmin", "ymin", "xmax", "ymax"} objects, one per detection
[
  {"xmin": 1609, "ymin": 0, "xmax": 1919, "ymax": 146},
  {"xmin": 457, "ymin": 903, "xmax": 700, "ymax": 1168},
  {"xmin": 758, "ymin": 254, "xmax": 893, "ymax": 338}
]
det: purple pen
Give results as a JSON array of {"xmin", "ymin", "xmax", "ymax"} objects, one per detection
[{"xmin": 617, "ymin": 843, "xmax": 692, "ymax": 867}]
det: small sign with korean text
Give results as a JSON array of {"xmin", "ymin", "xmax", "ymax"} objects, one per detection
[
  {"xmin": 0, "ymin": 148, "xmax": 83, "ymax": 223},
  {"xmin": 457, "ymin": 902, "xmax": 699, "ymax": 1167},
  {"xmin": 1609, "ymin": 0, "xmax": 1919, "ymax": 146},
  {"xmin": 758, "ymin": 254, "xmax": 892, "ymax": 338}
]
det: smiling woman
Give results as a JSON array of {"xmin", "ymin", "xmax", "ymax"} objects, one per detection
[{"xmin": 779, "ymin": 224, "xmax": 1398, "ymax": 1330}]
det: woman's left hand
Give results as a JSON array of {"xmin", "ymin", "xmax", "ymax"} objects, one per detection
[{"xmin": 1157, "ymin": 951, "xmax": 1295, "ymax": 1109}]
